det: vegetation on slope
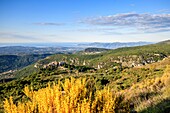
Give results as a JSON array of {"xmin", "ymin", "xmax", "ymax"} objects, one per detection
[
  {"xmin": 1, "ymin": 41, "xmax": 170, "ymax": 80},
  {"xmin": 126, "ymin": 65, "xmax": 170, "ymax": 113},
  {"xmin": 4, "ymin": 78, "xmax": 130, "ymax": 113},
  {"xmin": 0, "ymin": 41, "xmax": 170, "ymax": 113},
  {"xmin": 84, "ymin": 47, "xmax": 110, "ymax": 52},
  {"xmin": 0, "ymin": 54, "xmax": 51, "ymax": 73},
  {"xmin": 2, "ymin": 64, "xmax": 170, "ymax": 113},
  {"xmin": 1, "ymin": 56, "xmax": 170, "ymax": 113},
  {"xmin": 37, "ymin": 42, "xmax": 170, "ymax": 69}
]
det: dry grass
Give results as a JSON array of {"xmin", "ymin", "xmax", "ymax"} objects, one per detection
[{"xmin": 124, "ymin": 65, "xmax": 170, "ymax": 112}]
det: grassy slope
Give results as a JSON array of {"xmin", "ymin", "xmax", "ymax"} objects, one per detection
[{"xmin": 1, "ymin": 57, "xmax": 170, "ymax": 113}]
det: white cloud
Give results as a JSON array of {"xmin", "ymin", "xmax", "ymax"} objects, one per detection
[
  {"xmin": 33, "ymin": 22, "xmax": 65, "ymax": 26},
  {"xmin": 81, "ymin": 13, "xmax": 170, "ymax": 33},
  {"xmin": 77, "ymin": 28, "xmax": 117, "ymax": 32}
]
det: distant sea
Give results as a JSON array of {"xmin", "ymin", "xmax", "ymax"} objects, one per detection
[{"xmin": 0, "ymin": 42, "xmax": 89, "ymax": 48}]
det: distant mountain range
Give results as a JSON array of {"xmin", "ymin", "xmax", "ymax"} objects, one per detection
[
  {"xmin": 78, "ymin": 42, "xmax": 154, "ymax": 49},
  {"xmin": 0, "ymin": 42, "xmax": 153, "ymax": 55}
]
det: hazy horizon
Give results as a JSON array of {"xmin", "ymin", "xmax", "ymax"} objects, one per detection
[{"xmin": 0, "ymin": 41, "xmax": 155, "ymax": 48}]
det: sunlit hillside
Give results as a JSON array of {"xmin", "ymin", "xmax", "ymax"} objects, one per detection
[
  {"xmin": 3, "ymin": 64, "xmax": 170, "ymax": 113},
  {"xmin": 0, "ymin": 41, "xmax": 170, "ymax": 113}
]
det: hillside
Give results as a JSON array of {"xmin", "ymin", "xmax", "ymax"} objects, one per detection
[
  {"xmin": 1, "ymin": 54, "xmax": 170, "ymax": 113},
  {"xmin": 0, "ymin": 41, "xmax": 170, "ymax": 113},
  {"xmin": 0, "ymin": 54, "xmax": 51, "ymax": 73},
  {"xmin": 35, "ymin": 42, "xmax": 170, "ymax": 70},
  {"xmin": 84, "ymin": 47, "xmax": 110, "ymax": 53},
  {"xmin": 157, "ymin": 40, "xmax": 170, "ymax": 44},
  {"xmin": 1, "ymin": 41, "xmax": 169, "ymax": 80}
]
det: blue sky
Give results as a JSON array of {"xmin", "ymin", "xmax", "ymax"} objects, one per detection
[{"xmin": 0, "ymin": 0, "xmax": 170, "ymax": 43}]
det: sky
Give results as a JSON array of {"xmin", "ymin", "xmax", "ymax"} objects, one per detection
[{"xmin": 0, "ymin": 0, "xmax": 170, "ymax": 43}]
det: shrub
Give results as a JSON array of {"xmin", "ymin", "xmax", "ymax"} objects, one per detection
[{"xmin": 4, "ymin": 77, "xmax": 130, "ymax": 113}]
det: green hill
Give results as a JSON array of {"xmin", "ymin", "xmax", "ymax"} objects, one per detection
[
  {"xmin": 0, "ymin": 40, "xmax": 170, "ymax": 113},
  {"xmin": 84, "ymin": 47, "xmax": 110, "ymax": 52},
  {"xmin": 36, "ymin": 41, "xmax": 170, "ymax": 69},
  {"xmin": 157, "ymin": 39, "xmax": 170, "ymax": 44},
  {"xmin": 2, "ymin": 41, "xmax": 169, "ymax": 80},
  {"xmin": 0, "ymin": 54, "xmax": 51, "ymax": 73}
]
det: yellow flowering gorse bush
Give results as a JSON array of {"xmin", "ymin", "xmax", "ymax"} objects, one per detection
[{"xmin": 4, "ymin": 77, "xmax": 129, "ymax": 113}]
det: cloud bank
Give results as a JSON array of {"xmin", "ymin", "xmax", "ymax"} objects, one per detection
[{"xmin": 81, "ymin": 13, "xmax": 170, "ymax": 33}]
